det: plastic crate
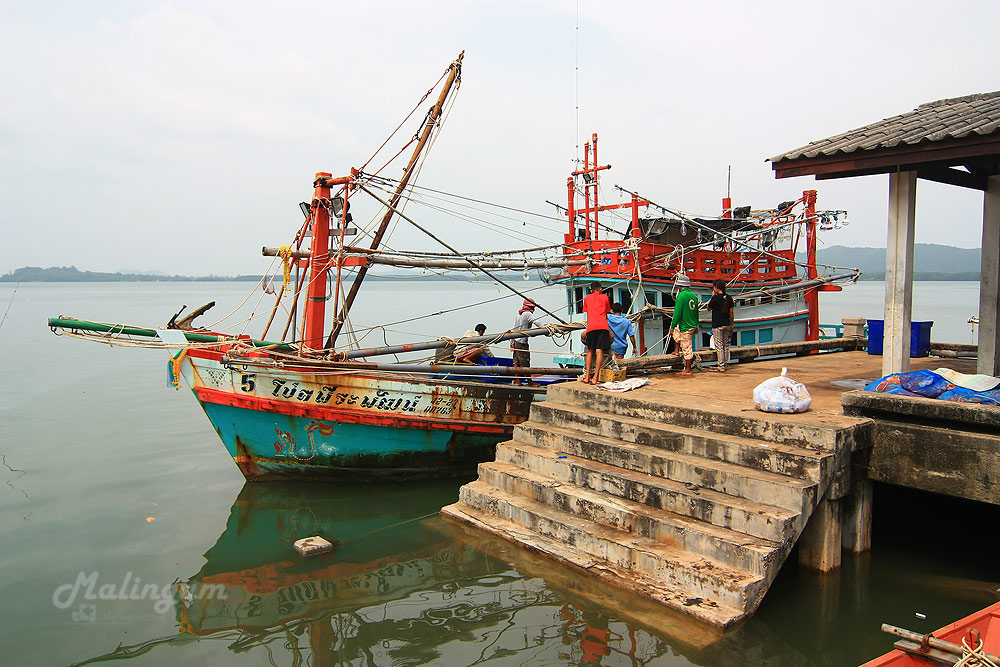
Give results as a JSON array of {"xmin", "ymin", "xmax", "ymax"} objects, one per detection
[
  {"xmin": 866, "ymin": 320, "xmax": 933, "ymax": 357},
  {"xmin": 480, "ymin": 356, "xmax": 514, "ymax": 367}
]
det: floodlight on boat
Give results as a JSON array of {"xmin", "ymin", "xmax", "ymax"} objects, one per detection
[
  {"xmin": 330, "ymin": 196, "xmax": 345, "ymax": 218},
  {"xmin": 299, "ymin": 202, "xmax": 311, "ymax": 219}
]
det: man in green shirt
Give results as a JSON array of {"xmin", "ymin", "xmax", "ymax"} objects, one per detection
[{"xmin": 669, "ymin": 273, "xmax": 699, "ymax": 376}]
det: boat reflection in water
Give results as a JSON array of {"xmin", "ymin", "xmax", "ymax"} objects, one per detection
[{"xmin": 76, "ymin": 480, "xmax": 719, "ymax": 666}]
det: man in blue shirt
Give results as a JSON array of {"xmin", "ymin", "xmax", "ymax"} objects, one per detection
[{"xmin": 607, "ymin": 303, "xmax": 637, "ymax": 359}]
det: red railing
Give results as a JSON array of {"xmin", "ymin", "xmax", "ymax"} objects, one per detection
[{"xmin": 560, "ymin": 241, "xmax": 797, "ymax": 284}]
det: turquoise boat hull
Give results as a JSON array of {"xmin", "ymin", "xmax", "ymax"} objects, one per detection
[{"xmin": 181, "ymin": 347, "xmax": 539, "ymax": 481}]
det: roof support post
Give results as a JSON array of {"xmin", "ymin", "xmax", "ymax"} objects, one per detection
[
  {"xmin": 978, "ymin": 174, "xmax": 1000, "ymax": 375},
  {"xmin": 883, "ymin": 171, "xmax": 917, "ymax": 376}
]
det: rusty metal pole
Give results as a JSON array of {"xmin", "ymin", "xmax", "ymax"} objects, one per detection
[
  {"xmin": 326, "ymin": 52, "xmax": 464, "ymax": 349},
  {"xmin": 302, "ymin": 173, "xmax": 332, "ymax": 351},
  {"xmin": 804, "ymin": 190, "xmax": 819, "ymax": 341}
]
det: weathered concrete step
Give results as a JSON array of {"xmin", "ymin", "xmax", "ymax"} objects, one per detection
[
  {"xmin": 546, "ymin": 382, "xmax": 872, "ymax": 451},
  {"xmin": 530, "ymin": 402, "xmax": 832, "ymax": 482},
  {"xmin": 441, "ymin": 500, "xmax": 750, "ymax": 628},
  {"xmin": 453, "ymin": 480, "xmax": 765, "ymax": 614},
  {"xmin": 493, "ymin": 441, "xmax": 802, "ymax": 542},
  {"xmin": 506, "ymin": 424, "xmax": 817, "ymax": 513},
  {"xmin": 479, "ymin": 461, "xmax": 783, "ymax": 575}
]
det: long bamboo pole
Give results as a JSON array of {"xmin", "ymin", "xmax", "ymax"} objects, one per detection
[
  {"xmin": 337, "ymin": 322, "xmax": 582, "ymax": 360},
  {"xmin": 326, "ymin": 52, "xmax": 465, "ymax": 349},
  {"xmin": 47, "ymin": 317, "xmax": 296, "ymax": 352}
]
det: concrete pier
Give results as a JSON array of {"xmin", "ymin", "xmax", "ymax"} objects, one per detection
[{"xmin": 442, "ymin": 350, "xmax": 997, "ymax": 628}]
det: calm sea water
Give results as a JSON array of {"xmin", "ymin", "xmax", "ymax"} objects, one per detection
[{"xmin": 0, "ymin": 280, "xmax": 995, "ymax": 666}]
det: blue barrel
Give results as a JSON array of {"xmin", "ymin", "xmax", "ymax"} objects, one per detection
[{"xmin": 866, "ymin": 320, "xmax": 933, "ymax": 357}]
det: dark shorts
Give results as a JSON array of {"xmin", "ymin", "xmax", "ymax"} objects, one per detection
[
  {"xmin": 584, "ymin": 329, "xmax": 611, "ymax": 351},
  {"xmin": 512, "ymin": 341, "xmax": 530, "ymax": 368}
]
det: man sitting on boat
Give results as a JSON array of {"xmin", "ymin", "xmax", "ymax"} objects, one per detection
[
  {"xmin": 454, "ymin": 323, "xmax": 494, "ymax": 363},
  {"xmin": 669, "ymin": 274, "xmax": 699, "ymax": 377}
]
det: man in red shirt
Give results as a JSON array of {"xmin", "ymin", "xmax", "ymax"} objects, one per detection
[{"xmin": 582, "ymin": 282, "xmax": 612, "ymax": 384}]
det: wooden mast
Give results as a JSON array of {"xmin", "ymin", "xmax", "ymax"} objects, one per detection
[{"xmin": 325, "ymin": 51, "xmax": 464, "ymax": 350}]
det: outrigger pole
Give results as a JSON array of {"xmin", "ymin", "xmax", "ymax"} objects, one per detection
[{"xmin": 325, "ymin": 52, "xmax": 465, "ymax": 350}]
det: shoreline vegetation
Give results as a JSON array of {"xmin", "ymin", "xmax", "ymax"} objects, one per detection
[{"xmin": 1, "ymin": 244, "xmax": 982, "ymax": 283}]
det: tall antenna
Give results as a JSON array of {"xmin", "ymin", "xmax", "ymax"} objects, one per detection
[
  {"xmin": 575, "ymin": 0, "xmax": 580, "ymax": 169},
  {"xmin": 727, "ymin": 164, "xmax": 732, "ymax": 200}
]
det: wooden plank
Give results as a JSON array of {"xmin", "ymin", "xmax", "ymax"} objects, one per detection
[{"xmin": 917, "ymin": 166, "xmax": 989, "ymax": 191}]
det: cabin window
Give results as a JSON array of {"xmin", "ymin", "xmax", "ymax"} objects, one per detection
[
  {"xmin": 740, "ymin": 330, "xmax": 756, "ymax": 346},
  {"xmin": 573, "ymin": 287, "xmax": 584, "ymax": 315},
  {"xmin": 618, "ymin": 289, "xmax": 632, "ymax": 310},
  {"xmin": 662, "ymin": 293, "xmax": 676, "ymax": 308},
  {"xmin": 759, "ymin": 328, "xmax": 773, "ymax": 344},
  {"xmin": 644, "ymin": 291, "xmax": 657, "ymax": 308},
  {"xmin": 702, "ymin": 332, "xmax": 713, "ymax": 348},
  {"xmin": 760, "ymin": 294, "xmax": 773, "ymax": 305}
]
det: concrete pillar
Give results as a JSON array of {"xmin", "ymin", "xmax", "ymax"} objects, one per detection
[
  {"xmin": 799, "ymin": 497, "xmax": 842, "ymax": 572},
  {"xmin": 842, "ymin": 317, "xmax": 867, "ymax": 339},
  {"xmin": 841, "ymin": 478, "xmax": 873, "ymax": 554},
  {"xmin": 979, "ymin": 175, "xmax": 1000, "ymax": 376},
  {"xmin": 883, "ymin": 171, "xmax": 918, "ymax": 376}
]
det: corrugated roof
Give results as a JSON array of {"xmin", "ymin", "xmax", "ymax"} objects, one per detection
[{"xmin": 770, "ymin": 91, "xmax": 1000, "ymax": 163}]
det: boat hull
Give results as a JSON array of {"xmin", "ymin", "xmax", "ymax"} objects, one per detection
[{"xmin": 182, "ymin": 349, "xmax": 537, "ymax": 481}]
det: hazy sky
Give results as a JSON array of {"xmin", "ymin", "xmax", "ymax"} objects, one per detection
[{"xmin": 1, "ymin": 1, "xmax": 997, "ymax": 276}]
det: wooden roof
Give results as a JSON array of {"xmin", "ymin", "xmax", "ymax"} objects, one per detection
[{"xmin": 770, "ymin": 91, "xmax": 1000, "ymax": 190}]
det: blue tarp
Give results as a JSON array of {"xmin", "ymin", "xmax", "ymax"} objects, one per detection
[{"xmin": 864, "ymin": 370, "xmax": 1000, "ymax": 406}]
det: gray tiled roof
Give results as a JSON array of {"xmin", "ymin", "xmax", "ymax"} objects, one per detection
[{"xmin": 771, "ymin": 91, "xmax": 1000, "ymax": 163}]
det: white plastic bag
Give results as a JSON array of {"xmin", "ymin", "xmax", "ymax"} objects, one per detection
[{"xmin": 753, "ymin": 367, "xmax": 812, "ymax": 413}]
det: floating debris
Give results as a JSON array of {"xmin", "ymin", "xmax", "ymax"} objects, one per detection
[{"xmin": 294, "ymin": 536, "xmax": 334, "ymax": 557}]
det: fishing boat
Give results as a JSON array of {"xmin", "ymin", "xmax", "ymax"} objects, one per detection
[
  {"xmin": 861, "ymin": 601, "xmax": 1000, "ymax": 666},
  {"xmin": 49, "ymin": 54, "xmax": 571, "ymax": 481},
  {"xmin": 47, "ymin": 52, "xmax": 858, "ymax": 482},
  {"xmin": 542, "ymin": 132, "xmax": 858, "ymax": 360}
]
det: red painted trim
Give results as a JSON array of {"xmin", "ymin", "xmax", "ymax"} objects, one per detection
[
  {"xmin": 188, "ymin": 348, "xmax": 227, "ymax": 361},
  {"xmin": 193, "ymin": 387, "xmax": 514, "ymax": 435}
]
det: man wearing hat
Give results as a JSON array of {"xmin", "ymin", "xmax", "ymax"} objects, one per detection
[
  {"xmin": 510, "ymin": 299, "xmax": 538, "ymax": 384},
  {"xmin": 669, "ymin": 273, "xmax": 699, "ymax": 376}
]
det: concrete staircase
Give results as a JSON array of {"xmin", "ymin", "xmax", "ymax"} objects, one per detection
[{"xmin": 441, "ymin": 381, "xmax": 871, "ymax": 628}]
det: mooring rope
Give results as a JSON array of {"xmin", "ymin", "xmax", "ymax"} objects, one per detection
[{"xmin": 955, "ymin": 634, "xmax": 999, "ymax": 667}]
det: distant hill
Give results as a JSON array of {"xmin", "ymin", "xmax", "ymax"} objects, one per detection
[
  {"xmin": 0, "ymin": 266, "xmax": 528, "ymax": 283},
  {"xmin": 2, "ymin": 245, "xmax": 983, "ymax": 282},
  {"xmin": 0, "ymin": 266, "xmax": 241, "ymax": 282},
  {"xmin": 799, "ymin": 244, "xmax": 981, "ymax": 281}
]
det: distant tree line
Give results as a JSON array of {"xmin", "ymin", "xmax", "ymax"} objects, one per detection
[{"xmin": 0, "ymin": 266, "xmax": 528, "ymax": 282}]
